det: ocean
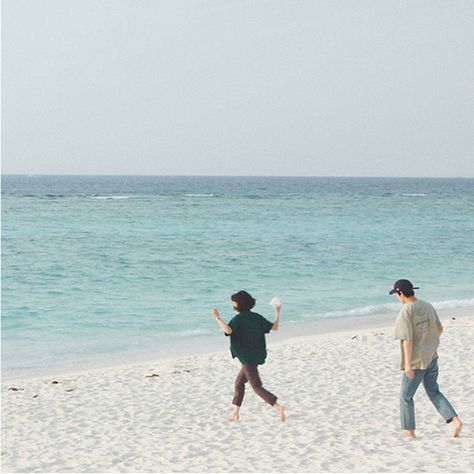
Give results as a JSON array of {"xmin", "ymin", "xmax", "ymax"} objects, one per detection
[{"xmin": 2, "ymin": 175, "xmax": 474, "ymax": 379}]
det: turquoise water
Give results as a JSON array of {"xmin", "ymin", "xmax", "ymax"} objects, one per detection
[{"xmin": 2, "ymin": 176, "xmax": 474, "ymax": 378}]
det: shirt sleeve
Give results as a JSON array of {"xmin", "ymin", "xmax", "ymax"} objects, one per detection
[
  {"xmin": 434, "ymin": 309, "xmax": 441, "ymax": 326},
  {"xmin": 225, "ymin": 317, "xmax": 238, "ymax": 337},
  {"xmin": 394, "ymin": 308, "xmax": 413, "ymax": 340},
  {"xmin": 260, "ymin": 315, "xmax": 274, "ymax": 334}
]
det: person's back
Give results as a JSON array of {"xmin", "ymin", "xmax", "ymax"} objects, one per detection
[
  {"xmin": 395, "ymin": 299, "xmax": 440, "ymax": 370},
  {"xmin": 228, "ymin": 310, "xmax": 272, "ymax": 365},
  {"xmin": 210, "ymin": 290, "xmax": 286, "ymax": 422},
  {"xmin": 390, "ymin": 279, "xmax": 462, "ymax": 438}
]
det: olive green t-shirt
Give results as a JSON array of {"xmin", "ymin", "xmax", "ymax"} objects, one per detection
[
  {"xmin": 394, "ymin": 299, "xmax": 441, "ymax": 370},
  {"xmin": 225, "ymin": 310, "xmax": 274, "ymax": 365}
]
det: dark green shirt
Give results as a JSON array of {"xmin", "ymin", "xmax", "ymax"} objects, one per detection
[{"xmin": 225, "ymin": 310, "xmax": 274, "ymax": 365}]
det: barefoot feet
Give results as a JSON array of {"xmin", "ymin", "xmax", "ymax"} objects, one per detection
[
  {"xmin": 274, "ymin": 402, "xmax": 286, "ymax": 422},
  {"xmin": 453, "ymin": 416, "xmax": 463, "ymax": 437},
  {"xmin": 227, "ymin": 404, "xmax": 286, "ymax": 422},
  {"xmin": 227, "ymin": 408, "xmax": 240, "ymax": 422},
  {"xmin": 402, "ymin": 430, "xmax": 416, "ymax": 438}
]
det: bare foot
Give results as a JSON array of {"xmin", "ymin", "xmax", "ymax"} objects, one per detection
[
  {"xmin": 453, "ymin": 417, "xmax": 463, "ymax": 437},
  {"xmin": 227, "ymin": 410, "xmax": 240, "ymax": 422},
  {"xmin": 402, "ymin": 430, "xmax": 416, "ymax": 438},
  {"xmin": 274, "ymin": 402, "xmax": 286, "ymax": 422}
]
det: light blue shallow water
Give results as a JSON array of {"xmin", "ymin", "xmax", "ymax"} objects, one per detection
[{"xmin": 2, "ymin": 176, "xmax": 474, "ymax": 378}]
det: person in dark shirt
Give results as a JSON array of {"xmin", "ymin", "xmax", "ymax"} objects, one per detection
[{"xmin": 211, "ymin": 290, "xmax": 286, "ymax": 422}]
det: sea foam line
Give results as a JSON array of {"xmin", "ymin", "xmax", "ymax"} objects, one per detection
[
  {"xmin": 432, "ymin": 298, "xmax": 474, "ymax": 310},
  {"xmin": 302, "ymin": 298, "xmax": 474, "ymax": 320},
  {"xmin": 156, "ymin": 328, "xmax": 214, "ymax": 337},
  {"xmin": 87, "ymin": 195, "xmax": 142, "ymax": 200},
  {"xmin": 185, "ymin": 193, "xmax": 215, "ymax": 197}
]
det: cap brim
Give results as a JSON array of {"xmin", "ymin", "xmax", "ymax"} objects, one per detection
[{"xmin": 389, "ymin": 289, "xmax": 397, "ymax": 295}]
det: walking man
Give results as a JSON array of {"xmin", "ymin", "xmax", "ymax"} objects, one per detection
[{"xmin": 390, "ymin": 279, "xmax": 462, "ymax": 438}]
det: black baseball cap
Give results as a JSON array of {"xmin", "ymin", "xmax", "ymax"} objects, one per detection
[{"xmin": 389, "ymin": 279, "xmax": 420, "ymax": 295}]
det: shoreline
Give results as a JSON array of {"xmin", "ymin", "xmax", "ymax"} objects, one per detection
[
  {"xmin": 3, "ymin": 306, "xmax": 472, "ymax": 385},
  {"xmin": 2, "ymin": 308, "xmax": 473, "ymax": 472}
]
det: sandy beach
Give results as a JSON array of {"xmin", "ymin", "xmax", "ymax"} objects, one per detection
[
  {"xmin": 2, "ymin": 311, "xmax": 473, "ymax": 473},
  {"xmin": 4, "ymin": 0, "xmax": 474, "ymax": 471}
]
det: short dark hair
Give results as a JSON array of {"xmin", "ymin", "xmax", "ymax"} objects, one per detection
[{"xmin": 231, "ymin": 290, "xmax": 256, "ymax": 312}]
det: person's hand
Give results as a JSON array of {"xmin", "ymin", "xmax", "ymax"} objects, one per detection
[
  {"xmin": 275, "ymin": 303, "xmax": 282, "ymax": 311},
  {"xmin": 405, "ymin": 368, "xmax": 415, "ymax": 380},
  {"xmin": 211, "ymin": 308, "xmax": 220, "ymax": 319}
]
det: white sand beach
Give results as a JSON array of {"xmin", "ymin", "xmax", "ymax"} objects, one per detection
[{"xmin": 2, "ymin": 311, "xmax": 473, "ymax": 473}]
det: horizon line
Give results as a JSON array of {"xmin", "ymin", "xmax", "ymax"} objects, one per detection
[{"xmin": 2, "ymin": 173, "xmax": 473, "ymax": 179}]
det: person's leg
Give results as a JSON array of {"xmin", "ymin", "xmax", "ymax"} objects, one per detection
[
  {"xmin": 400, "ymin": 369, "xmax": 424, "ymax": 437},
  {"xmin": 243, "ymin": 365, "xmax": 286, "ymax": 422},
  {"xmin": 229, "ymin": 367, "xmax": 247, "ymax": 421},
  {"xmin": 422, "ymin": 357, "xmax": 462, "ymax": 437}
]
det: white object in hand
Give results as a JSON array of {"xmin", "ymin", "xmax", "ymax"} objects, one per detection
[{"xmin": 269, "ymin": 296, "xmax": 281, "ymax": 307}]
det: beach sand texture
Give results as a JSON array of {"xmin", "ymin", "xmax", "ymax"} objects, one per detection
[{"xmin": 2, "ymin": 316, "xmax": 473, "ymax": 473}]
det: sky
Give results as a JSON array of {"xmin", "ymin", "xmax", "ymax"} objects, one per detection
[{"xmin": 2, "ymin": 0, "xmax": 474, "ymax": 177}]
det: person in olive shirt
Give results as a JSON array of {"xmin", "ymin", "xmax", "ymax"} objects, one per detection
[
  {"xmin": 211, "ymin": 290, "xmax": 286, "ymax": 422},
  {"xmin": 390, "ymin": 279, "xmax": 462, "ymax": 438}
]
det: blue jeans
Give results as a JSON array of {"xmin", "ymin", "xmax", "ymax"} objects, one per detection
[{"xmin": 400, "ymin": 356, "xmax": 457, "ymax": 430}]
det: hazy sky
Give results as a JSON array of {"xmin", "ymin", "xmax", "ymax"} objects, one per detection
[{"xmin": 2, "ymin": 0, "xmax": 474, "ymax": 177}]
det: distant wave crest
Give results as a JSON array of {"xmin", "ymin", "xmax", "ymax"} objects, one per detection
[
  {"xmin": 159, "ymin": 328, "xmax": 213, "ymax": 337},
  {"xmin": 311, "ymin": 303, "xmax": 400, "ymax": 319},
  {"xmin": 433, "ymin": 298, "xmax": 474, "ymax": 310},
  {"xmin": 305, "ymin": 298, "xmax": 474, "ymax": 320},
  {"xmin": 185, "ymin": 193, "xmax": 214, "ymax": 197},
  {"xmin": 87, "ymin": 195, "xmax": 141, "ymax": 200}
]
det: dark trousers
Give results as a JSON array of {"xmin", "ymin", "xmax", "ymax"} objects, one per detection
[{"xmin": 232, "ymin": 364, "xmax": 277, "ymax": 407}]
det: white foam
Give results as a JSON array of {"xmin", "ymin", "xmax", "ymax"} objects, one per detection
[
  {"xmin": 310, "ymin": 303, "xmax": 400, "ymax": 319},
  {"xmin": 185, "ymin": 193, "xmax": 214, "ymax": 197},
  {"xmin": 433, "ymin": 298, "xmax": 474, "ymax": 309},
  {"xmin": 159, "ymin": 328, "xmax": 213, "ymax": 337},
  {"xmin": 87, "ymin": 196, "xmax": 138, "ymax": 200},
  {"xmin": 303, "ymin": 298, "xmax": 474, "ymax": 320},
  {"xmin": 402, "ymin": 193, "xmax": 428, "ymax": 197}
]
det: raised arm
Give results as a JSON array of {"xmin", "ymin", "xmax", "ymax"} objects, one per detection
[
  {"xmin": 272, "ymin": 303, "xmax": 281, "ymax": 331},
  {"xmin": 211, "ymin": 308, "xmax": 232, "ymax": 334}
]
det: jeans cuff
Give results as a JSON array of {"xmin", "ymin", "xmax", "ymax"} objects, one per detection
[{"xmin": 446, "ymin": 417, "xmax": 453, "ymax": 424}]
